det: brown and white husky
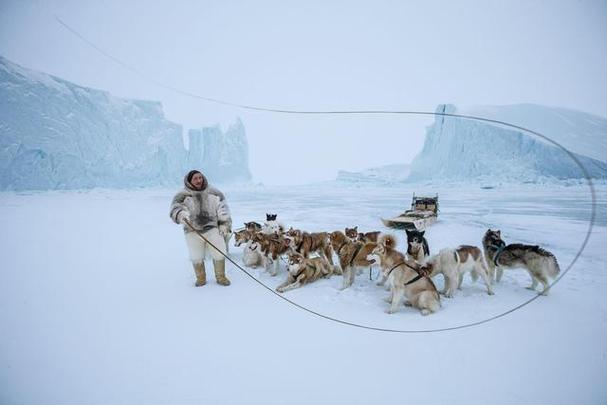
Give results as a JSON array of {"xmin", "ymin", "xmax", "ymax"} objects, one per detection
[
  {"xmin": 329, "ymin": 231, "xmax": 377, "ymax": 290},
  {"xmin": 285, "ymin": 228, "xmax": 334, "ymax": 265},
  {"xmin": 372, "ymin": 234, "xmax": 440, "ymax": 315},
  {"xmin": 345, "ymin": 226, "xmax": 381, "ymax": 243},
  {"xmin": 421, "ymin": 245, "xmax": 494, "ymax": 297},
  {"xmin": 252, "ymin": 232, "xmax": 291, "ymax": 276},
  {"xmin": 275, "ymin": 253, "xmax": 340, "ymax": 293}
]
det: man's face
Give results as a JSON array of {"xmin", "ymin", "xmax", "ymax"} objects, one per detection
[{"xmin": 191, "ymin": 173, "xmax": 204, "ymax": 189}]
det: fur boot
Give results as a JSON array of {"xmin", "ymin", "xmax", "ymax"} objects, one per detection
[
  {"xmin": 193, "ymin": 262, "xmax": 206, "ymax": 287},
  {"xmin": 213, "ymin": 259, "xmax": 231, "ymax": 286}
]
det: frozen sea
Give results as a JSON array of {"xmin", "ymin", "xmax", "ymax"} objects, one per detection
[{"xmin": 1, "ymin": 181, "xmax": 605, "ymax": 404}]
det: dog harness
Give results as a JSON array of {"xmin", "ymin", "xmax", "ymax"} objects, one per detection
[
  {"xmin": 385, "ymin": 261, "xmax": 426, "ymax": 286},
  {"xmin": 490, "ymin": 242, "xmax": 507, "ymax": 266},
  {"xmin": 348, "ymin": 243, "xmax": 364, "ymax": 266}
]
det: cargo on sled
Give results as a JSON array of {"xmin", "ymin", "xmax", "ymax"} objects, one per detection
[{"xmin": 381, "ymin": 193, "xmax": 439, "ymax": 230}]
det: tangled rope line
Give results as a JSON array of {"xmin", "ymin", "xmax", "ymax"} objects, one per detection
[{"xmin": 56, "ymin": 14, "xmax": 597, "ymax": 333}]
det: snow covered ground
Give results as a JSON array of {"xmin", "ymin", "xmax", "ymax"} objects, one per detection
[{"xmin": 1, "ymin": 181, "xmax": 606, "ymax": 404}]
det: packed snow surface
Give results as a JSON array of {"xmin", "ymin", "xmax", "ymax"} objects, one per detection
[{"xmin": 1, "ymin": 181, "xmax": 605, "ymax": 404}]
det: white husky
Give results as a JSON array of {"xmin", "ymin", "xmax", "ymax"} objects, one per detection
[
  {"xmin": 421, "ymin": 245, "xmax": 494, "ymax": 298},
  {"xmin": 242, "ymin": 239, "xmax": 267, "ymax": 268},
  {"xmin": 234, "ymin": 229, "xmax": 266, "ymax": 268}
]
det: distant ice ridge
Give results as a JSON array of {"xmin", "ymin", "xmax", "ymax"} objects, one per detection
[
  {"xmin": 407, "ymin": 104, "xmax": 607, "ymax": 183},
  {"xmin": 459, "ymin": 103, "xmax": 607, "ymax": 163},
  {"xmin": 336, "ymin": 164, "xmax": 410, "ymax": 185},
  {"xmin": 187, "ymin": 118, "xmax": 251, "ymax": 184},
  {"xmin": 0, "ymin": 56, "xmax": 251, "ymax": 190}
]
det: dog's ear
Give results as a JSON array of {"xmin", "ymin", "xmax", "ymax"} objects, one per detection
[
  {"xmin": 420, "ymin": 231, "xmax": 425, "ymax": 236},
  {"xmin": 354, "ymin": 226, "xmax": 358, "ymax": 231},
  {"xmin": 496, "ymin": 230, "xmax": 501, "ymax": 237},
  {"xmin": 405, "ymin": 229, "xmax": 412, "ymax": 236}
]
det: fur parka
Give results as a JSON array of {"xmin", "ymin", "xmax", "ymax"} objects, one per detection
[{"xmin": 169, "ymin": 173, "xmax": 232, "ymax": 234}]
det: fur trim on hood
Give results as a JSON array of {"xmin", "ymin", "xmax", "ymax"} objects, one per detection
[{"xmin": 184, "ymin": 171, "xmax": 209, "ymax": 191}]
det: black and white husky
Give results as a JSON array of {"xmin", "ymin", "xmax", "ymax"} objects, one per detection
[
  {"xmin": 482, "ymin": 229, "xmax": 560, "ymax": 295},
  {"xmin": 262, "ymin": 213, "xmax": 285, "ymax": 236},
  {"xmin": 406, "ymin": 229, "xmax": 430, "ymax": 263}
]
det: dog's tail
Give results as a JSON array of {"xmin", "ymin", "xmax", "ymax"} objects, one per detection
[
  {"xmin": 538, "ymin": 248, "xmax": 561, "ymax": 279},
  {"xmin": 529, "ymin": 246, "xmax": 561, "ymax": 278},
  {"xmin": 379, "ymin": 233, "xmax": 397, "ymax": 249}
]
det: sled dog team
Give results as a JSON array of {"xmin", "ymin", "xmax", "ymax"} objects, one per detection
[{"xmin": 234, "ymin": 214, "xmax": 561, "ymax": 316}]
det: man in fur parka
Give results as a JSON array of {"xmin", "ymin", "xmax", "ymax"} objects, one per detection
[{"xmin": 170, "ymin": 170, "xmax": 233, "ymax": 286}]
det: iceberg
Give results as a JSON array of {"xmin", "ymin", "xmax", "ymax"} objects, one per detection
[
  {"xmin": 187, "ymin": 118, "xmax": 252, "ymax": 184},
  {"xmin": 408, "ymin": 104, "xmax": 607, "ymax": 183},
  {"xmin": 336, "ymin": 164, "xmax": 411, "ymax": 185},
  {"xmin": 0, "ymin": 56, "xmax": 251, "ymax": 190}
]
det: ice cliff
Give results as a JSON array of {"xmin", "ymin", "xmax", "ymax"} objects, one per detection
[
  {"xmin": 408, "ymin": 104, "xmax": 607, "ymax": 183},
  {"xmin": 0, "ymin": 56, "xmax": 251, "ymax": 190},
  {"xmin": 187, "ymin": 119, "xmax": 251, "ymax": 184}
]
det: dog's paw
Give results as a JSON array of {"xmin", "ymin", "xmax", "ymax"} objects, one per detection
[
  {"xmin": 403, "ymin": 300, "xmax": 412, "ymax": 307},
  {"xmin": 420, "ymin": 309, "xmax": 431, "ymax": 316},
  {"xmin": 384, "ymin": 308, "xmax": 395, "ymax": 314},
  {"xmin": 487, "ymin": 290, "xmax": 495, "ymax": 295}
]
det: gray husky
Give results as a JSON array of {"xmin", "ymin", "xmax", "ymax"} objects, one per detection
[{"xmin": 482, "ymin": 229, "xmax": 560, "ymax": 295}]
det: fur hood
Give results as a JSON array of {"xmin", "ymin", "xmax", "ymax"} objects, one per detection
[
  {"xmin": 184, "ymin": 172, "xmax": 209, "ymax": 192},
  {"xmin": 183, "ymin": 172, "xmax": 227, "ymax": 202}
]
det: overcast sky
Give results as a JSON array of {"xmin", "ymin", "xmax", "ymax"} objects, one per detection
[{"xmin": 1, "ymin": 0, "xmax": 606, "ymax": 184}]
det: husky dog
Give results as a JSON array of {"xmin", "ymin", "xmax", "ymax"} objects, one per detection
[
  {"xmin": 329, "ymin": 231, "xmax": 377, "ymax": 290},
  {"xmin": 345, "ymin": 226, "xmax": 359, "ymax": 242},
  {"xmin": 421, "ymin": 245, "xmax": 494, "ymax": 297},
  {"xmin": 234, "ymin": 229, "xmax": 266, "ymax": 268},
  {"xmin": 285, "ymin": 228, "xmax": 334, "ymax": 265},
  {"xmin": 244, "ymin": 221, "xmax": 262, "ymax": 232},
  {"xmin": 372, "ymin": 234, "xmax": 440, "ymax": 315},
  {"xmin": 405, "ymin": 229, "xmax": 430, "ymax": 263},
  {"xmin": 345, "ymin": 226, "xmax": 381, "ymax": 243},
  {"xmin": 262, "ymin": 213, "xmax": 285, "ymax": 236},
  {"xmin": 252, "ymin": 233, "xmax": 291, "ymax": 276},
  {"xmin": 359, "ymin": 231, "xmax": 381, "ymax": 243},
  {"xmin": 482, "ymin": 229, "xmax": 560, "ymax": 295},
  {"xmin": 275, "ymin": 253, "xmax": 340, "ymax": 293},
  {"xmin": 234, "ymin": 229, "xmax": 254, "ymax": 247}
]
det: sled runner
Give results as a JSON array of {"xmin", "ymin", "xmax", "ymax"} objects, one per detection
[{"xmin": 381, "ymin": 194, "xmax": 439, "ymax": 231}]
